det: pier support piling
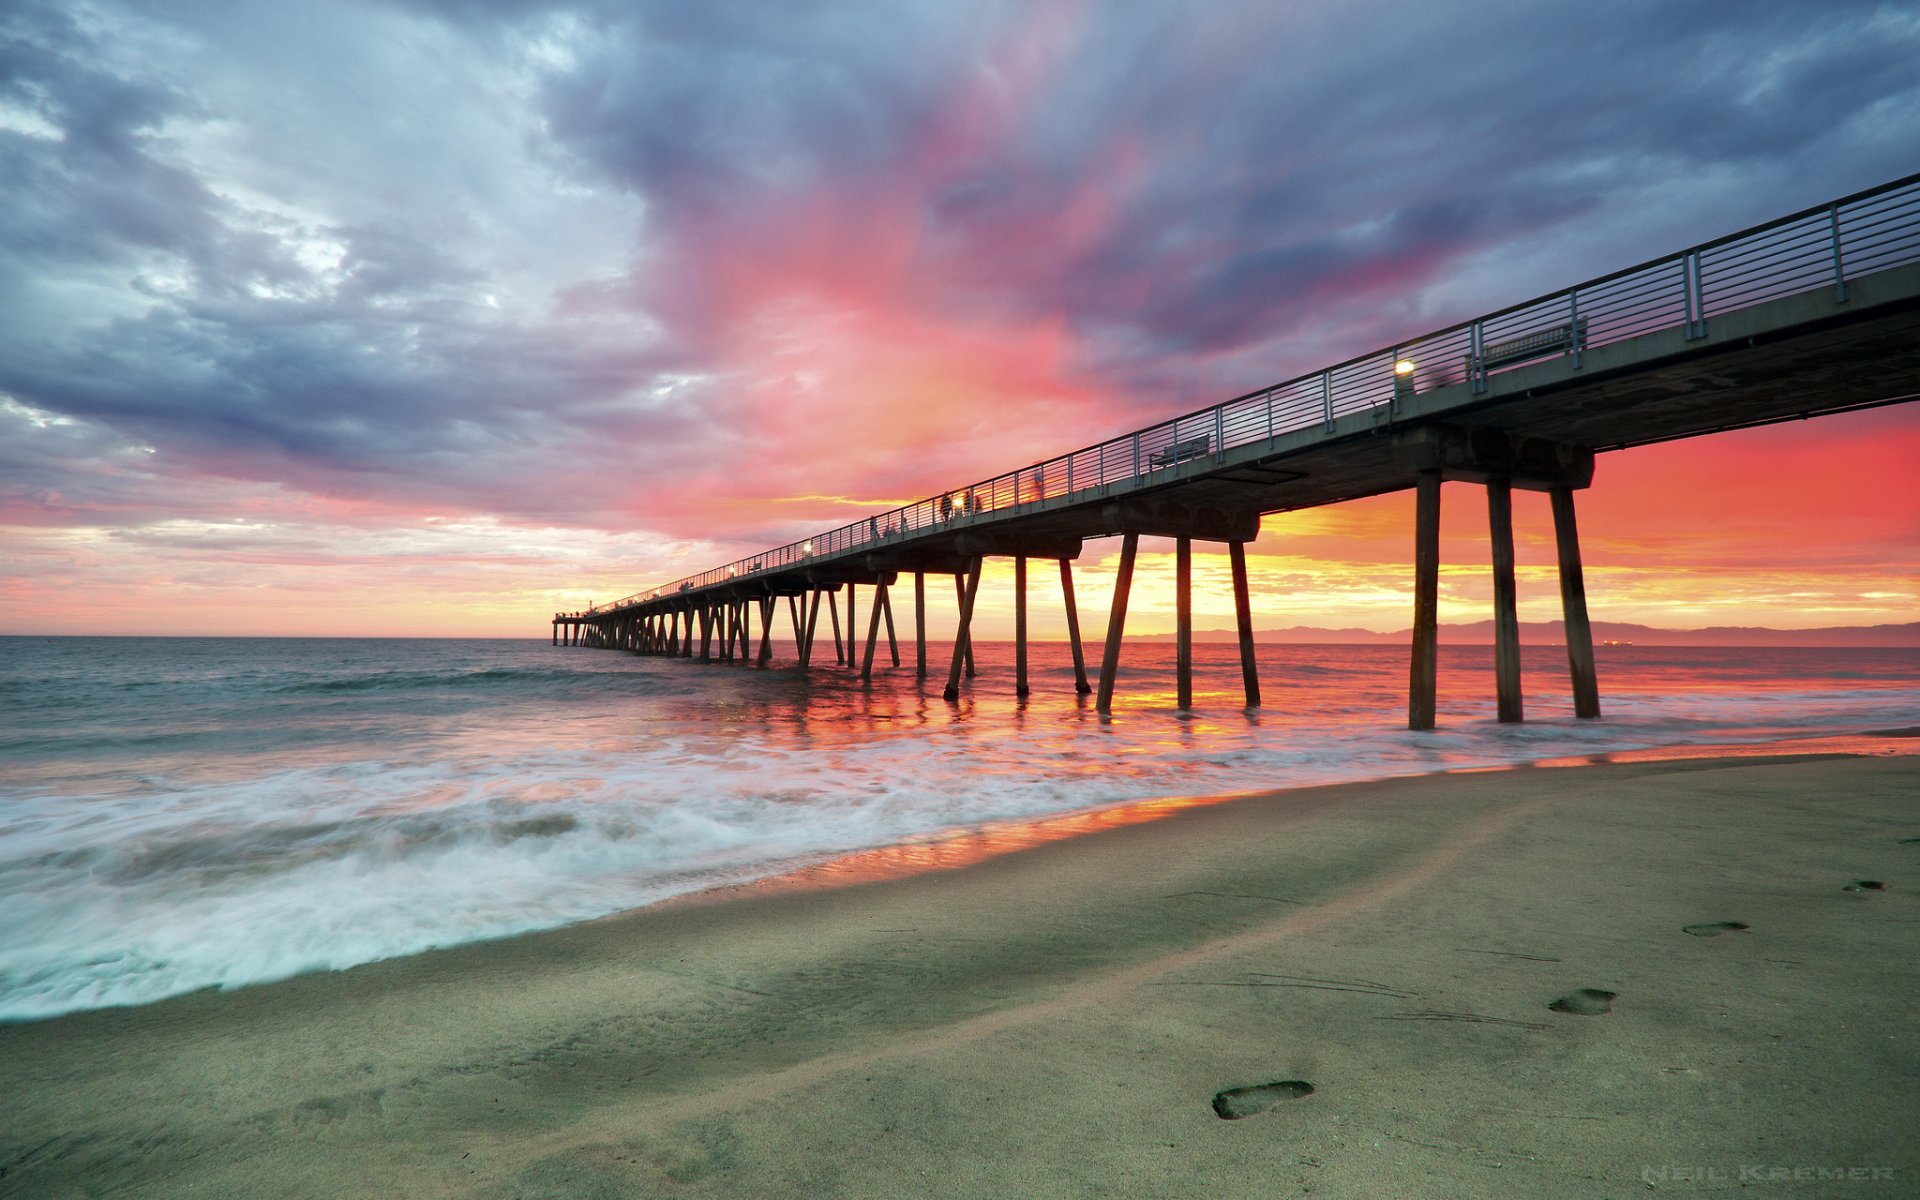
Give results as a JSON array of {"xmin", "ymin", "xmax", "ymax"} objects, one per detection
[
  {"xmin": 1096, "ymin": 533, "xmax": 1139, "ymax": 715},
  {"xmin": 914, "ymin": 572, "xmax": 927, "ymax": 679},
  {"xmin": 1229, "ymin": 540, "xmax": 1262, "ymax": 708},
  {"xmin": 861, "ymin": 580, "xmax": 891, "ymax": 680},
  {"xmin": 1015, "ymin": 556, "xmax": 1030, "ymax": 698},
  {"xmin": 953, "ymin": 575, "xmax": 977, "ymax": 678},
  {"xmin": 846, "ymin": 585, "xmax": 859, "ymax": 672},
  {"xmin": 1487, "ymin": 478, "xmax": 1523, "ymax": 722},
  {"xmin": 1552, "ymin": 485, "xmax": 1602, "ymax": 718},
  {"xmin": 1409, "ymin": 470, "xmax": 1441, "ymax": 731},
  {"xmin": 944, "ymin": 557, "xmax": 984, "ymax": 702},
  {"xmin": 758, "ymin": 597, "xmax": 775, "ymax": 667},
  {"xmin": 1175, "ymin": 538, "xmax": 1193, "ymax": 709},
  {"xmin": 1059, "ymin": 558, "xmax": 1092, "ymax": 695},
  {"xmin": 802, "ymin": 589, "xmax": 824, "ymax": 668},
  {"xmin": 883, "ymin": 583, "xmax": 900, "ymax": 667}
]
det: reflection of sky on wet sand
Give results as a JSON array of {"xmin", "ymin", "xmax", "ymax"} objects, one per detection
[
  {"xmin": 678, "ymin": 790, "xmax": 1243, "ymax": 900},
  {"xmin": 683, "ymin": 733, "xmax": 1920, "ymax": 903}
]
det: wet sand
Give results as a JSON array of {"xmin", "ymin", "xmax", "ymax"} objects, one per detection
[{"xmin": 5, "ymin": 748, "xmax": 1917, "ymax": 1197}]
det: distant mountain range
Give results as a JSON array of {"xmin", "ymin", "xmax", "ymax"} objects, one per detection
[{"xmin": 1133, "ymin": 620, "xmax": 1920, "ymax": 647}]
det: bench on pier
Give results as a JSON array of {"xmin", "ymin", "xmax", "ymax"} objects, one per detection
[
  {"xmin": 1469, "ymin": 318, "xmax": 1587, "ymax": 373},
  {"xmin": 1150, "ymin": 435, "xmax": 1211, "ymax": 468}
]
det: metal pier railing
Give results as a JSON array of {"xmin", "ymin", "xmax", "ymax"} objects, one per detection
[{"xmin": 587, "ymin": 171, "xmax": 1920, "ymax": 616}]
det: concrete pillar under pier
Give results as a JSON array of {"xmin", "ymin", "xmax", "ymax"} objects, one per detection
[
  {"xmin": 944, "ymin": 557, "xmax": 985, "ymax": 702},
  {"xmin": 1394, "ymin": 422, "xmax": 1597, "ymax": 729},
  {"xmin": 952, "ymin": 575, "xmax": 977, "ymax": 678},
  {"xmin": 1229, "ymin": 540, "xmax": 1261, "ymax": 708},
  {"xmin": 1409, "ymin": 470, "xmax": 1442, "ymax": 731},
  {"xmin": 827, "ymin": 589, "xmax": 844, "ymax": 665},
  {"xmin": 1175, "ymin": 538, "xmax": 1193, "ymax": 710},
  {"xmin": 758, "ymin": 597, "xmax": 775, "ymax": 666},
  {"xmin": 861, "ymin": 579, "xmax": 890, "ymax": 680},
  {"xmin": 1551, "ymin": 486, "xmax": 1602, "ymax": 719},
  {"xmin": 1059, "ymin": 558, "xmax": 1092, "ymax": 695},
  {"xmin": 1096, "ymin": 533, "xmax": 1140, "ymax": 715},
  {"xmin": 802, "ymin": 589, "xmax": 824, "ymax": 668},
  {"xmin": 846, "ymin": 585, "xmax": 860, "ymax": 671},
  {"xmin": 883, "ymin": 584, "xmax": 900, "ymax": 667},
  {"xmin": 1487, "ymin": 479, "xmax": 1523, "ymax": 723},
  {"xmin": 914, "ymin": 573, "xmax": 927, "ymax": 679},
  {"xmin": 1014, "ymin": 556, "xmax": 1029, "ymax": 698}
]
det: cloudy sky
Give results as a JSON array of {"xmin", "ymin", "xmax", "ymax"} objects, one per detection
[{"xmin": 3, "ymin": 0, "xmax": 1917, "ymax": 638}]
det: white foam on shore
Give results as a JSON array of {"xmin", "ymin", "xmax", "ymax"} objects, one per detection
[{"xmin": 3, "ymin": 673, "xmax": 1913, "ymax": 1020}]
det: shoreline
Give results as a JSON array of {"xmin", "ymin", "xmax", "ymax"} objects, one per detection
[
  {"xmin": 5, "ymin": 742, "xmax": 1917, "ymax": 1196},
  {"xmin": 680, "ymin": 728, "xmax": 1920, "ymax": 906}
]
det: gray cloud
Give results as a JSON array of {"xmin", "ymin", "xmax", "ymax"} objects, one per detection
[{"xmin": 1, "ymin": 0, "xmax": 1915, "ymax": 542}]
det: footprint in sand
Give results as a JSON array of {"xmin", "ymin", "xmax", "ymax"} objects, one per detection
[
  {"xmin": 1842, "ymin": 880, "xmax": 1886, "ymax": 893},
  {"xmin": 1682, "ymin": 921, "xmax": 1751, "ymax": 937},
  {"xmin": 1548, "ymin": 988, "xmax": 1617, "ymax": 1015},
  {"xmin": 1212, "ymin": 1080, "xmax": 1314, "ymax": 1120}
]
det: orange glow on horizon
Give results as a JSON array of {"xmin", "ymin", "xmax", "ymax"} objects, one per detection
[{"xmin": 3, "ymin": 397, "xmax": 1914, "ymax": 639}]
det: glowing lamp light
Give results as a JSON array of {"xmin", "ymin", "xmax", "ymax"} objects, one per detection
[
  {"xmin": 803, "ymin": 540, "xmax": 814, "ymax": 554},
  {"xmin": 1394, "ymin": 359, "xmax": 1416, "ymax": 375}
]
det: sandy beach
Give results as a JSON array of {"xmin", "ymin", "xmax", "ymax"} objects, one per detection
[{"xmin": 5, "ymin": 745, "xmax": 1916, "ymax": 1198}]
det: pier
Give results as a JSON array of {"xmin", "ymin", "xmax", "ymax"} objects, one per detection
[{"xmin": 555, "ymin": 174, "xmax": 1920, "ymax": 728}]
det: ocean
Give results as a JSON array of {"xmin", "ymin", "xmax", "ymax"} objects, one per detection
[{"xmin": 2, "ymin": 634, "xmax": 1914, "ymax": 1021}]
